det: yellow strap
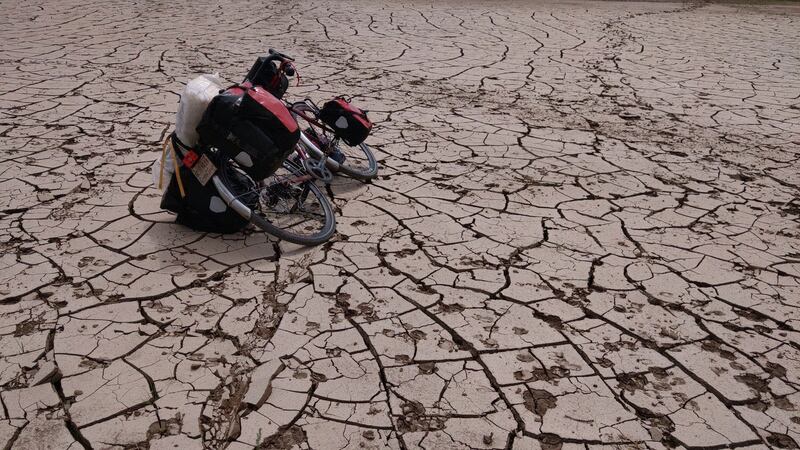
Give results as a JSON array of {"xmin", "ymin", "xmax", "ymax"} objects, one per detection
[
  {"xmin": 158, "ymin": 137, "xmax": 170, "ymax": 190},
  {"xmin": 170, "ymin": 140, "xmax": 186, "ymax": 198}
]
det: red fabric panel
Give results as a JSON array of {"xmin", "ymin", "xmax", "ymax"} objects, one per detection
[
  {"xmin": 334, "ymin": 99, "xmax": 372, "ymax": 129},
  {"xmin": 247, "ymin": 87, "xmax": 298, "ymax": 133}
]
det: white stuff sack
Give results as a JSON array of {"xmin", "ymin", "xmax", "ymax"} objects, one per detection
[
  {"xmin": 152, "ymin": 73, "xmax": 222, "ymax": 192},
  {"xmin": 174, "ymin": 73, "xmax": 222, "ymax": 146}
]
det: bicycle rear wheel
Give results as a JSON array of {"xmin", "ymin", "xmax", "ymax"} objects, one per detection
[
  {"xmin": 216, "ymin": 158, "xmax": 336, "ymax": 246},
  {"xmin": 329, "ymin": 140, "xmax": 378, "ymax": 180},
  {"xmin": 291, "ymin": 102, "xmax": 379, "ymax": 181},
  {"xmin": 298, "ymin": 131, "xmax": 378, "ymax": 181}
]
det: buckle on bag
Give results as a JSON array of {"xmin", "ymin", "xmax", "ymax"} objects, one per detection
[{"xmin": 182, "ymin": 150, "xmax": 200, "ymax": 168}]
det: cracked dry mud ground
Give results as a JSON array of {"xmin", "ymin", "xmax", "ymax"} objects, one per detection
[{"xmin": 1, "ymin": 1, "xmax": 800, "ymax": 449}]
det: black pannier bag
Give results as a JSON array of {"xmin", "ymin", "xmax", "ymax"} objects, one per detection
[
  {"xmin": 160, "ymin": 158, "xmax": 258, "ymax": 234},
  {"xmin": 319, "ymin": 97, "xmax": 373, "ymax": 146},
  {"xmin": 197, "ymin": 86, "xmax": 300, "ymax": 181},
  {"xmin": 245, "ymin": 57, "xmax": 288, "ymax": 99}
]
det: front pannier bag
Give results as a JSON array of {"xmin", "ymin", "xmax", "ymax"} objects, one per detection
[
  {"xmin": 319, "ymin": 98, "xmax": 373, "ymax": 146},
  {"xmin": 197, "ymin": 86, "xmax": 300, "ymax": 180}
]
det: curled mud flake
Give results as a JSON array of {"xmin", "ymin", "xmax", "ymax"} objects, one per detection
[
  {"xmin": 597, "ymin": 357, "xmax": 614, "ymax": 368},
  {"xmin": 397, "ymin": 400, "xmax": 447, "ymax": 433},
  {"xmin": 734, "ymin": 373, "xmax": 770, "ymax": 393},
  {"xmin": 522, "ymin": 389, "xmax": 558, "ymax": 416},
  {"xmin": 418, "ymin": 362, "xmax": 437, "ymax": 375},
  {"xmin": 617, "ymin": 372, "xmax": 650, "ymax": 393},
  {"xmin": 147, "ymin": 414, "xmax": 183, "ymax": 440},
  {"xmin": 481, "ymin": 337, "xmax": 499, "ymax": 348},
  {"xmin": 774, "ymin": 396, "xmax": 796, "ymax": 411},
  {"xmin": 310, "ymin": 372, "xmax": 328, "ymax": 383},
  {"xmin": 650, "ymin": 367, "xmax": 669, "ymax": 379},
  {"xmin": 14, "ymin": 318, "xmax": 45, "ymax": 336},
  {"xmin": 516, "ymin": 352, "xmax": 536, "ymax": 363},
  {"xmin": 438, "ymin": 302, "xmax": 465, "ymax": 313},
  {"xmin": 256, "ymin": 425, "xmax": 307, "ymax": 450},
  {"xmin": 766, "ymin": 432, "xmax": 799, "ymax": 449},
  {"xmin": 647, "ymin": 415, "xmax": 676, "ymax": 443},
  {"xmin": 515, "ymin": 370, "xmax": 534, "ymax": 381},
  {"xmin": 382, "ymin": 328, "xmax": 396, "ymax": 338},
  {"xmin": 514, "ymin": 364, "xmax": 570, "ymax": 382},
  {"xmin": 408, "ymin": 329, "xmax": 427, "ymax": 341},
  {"xmin": 765, "ymin": 361, "xmax": 787, "ymax": 378},
  {"xmin": 539, "ymin": 433, "xmax": 563, "ymax": 450},
  {"xmin": 437, "ymin": 338, "xmax": 458, "ymax": 352},
  {"xmin": 746, "ymin": 400, "xmax": 769, "ymax": 412},
  {"xmin": 701, "ymin": 340, "xmax": 737, "ymax": 361}
]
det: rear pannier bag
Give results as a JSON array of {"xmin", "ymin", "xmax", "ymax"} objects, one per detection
[
  {"xmin": 197, "ymin": 86, "xmax": 300, "ymax": 180},
  {"xmin": 245, "ymin": 57, "xmax": 288, "ymax": 99},
  {"xmin": 319, "ymin": 98, "xmax": 372, "ymax": 146},
  {"xmin": 160, "ymin": 156, "xmax": 258, "ymax": 234}
]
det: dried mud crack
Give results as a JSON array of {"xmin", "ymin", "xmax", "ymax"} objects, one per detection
[{"xmin": 1, "ymin": 0, "xmax": 800, "ymax": 449}]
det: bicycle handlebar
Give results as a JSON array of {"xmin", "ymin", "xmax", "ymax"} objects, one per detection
[
  {"xmin": 243, "ymin": 49, "xmax": 298, "ymax": 88},
  {"xmin": 264, "ymin": 49, "xmax": 295, "ymax": 76},
  {"xmin": 267, "ymin": 48, "xmax": 294, "ymax": 62}
]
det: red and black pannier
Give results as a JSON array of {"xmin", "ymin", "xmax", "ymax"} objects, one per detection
[
  {"xmin": 197, "ymin": 86, "xmax": 300, "ymax": 180},
  {"xmin": 319, "ymin": 98, "xmax": 373, "ymax": 146},
  {"xmin": 161, "ymin": 161, "xmax": 258, "ymax": 233},
  {"xmin": 159, "ymin": 136, "xmax": 258, "ymax": 234}
]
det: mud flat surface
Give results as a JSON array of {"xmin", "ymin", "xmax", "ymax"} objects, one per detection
[{"xmin": 1, "ymin": 0, "xmax": 800, "ymax": 448}]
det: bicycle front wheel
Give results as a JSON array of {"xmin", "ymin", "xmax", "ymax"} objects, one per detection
[
  {"xmin": 216, "ymin": 158, "xmax": 336, "ymax": 246},
  {"xmin": 251, "ymin": 159, "xmax": 336, "ymax": 246}
]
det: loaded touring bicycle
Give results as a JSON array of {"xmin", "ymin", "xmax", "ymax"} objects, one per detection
[{"xmin": 155, "ymin": 49, "xmax": 378, "ymax": 246}]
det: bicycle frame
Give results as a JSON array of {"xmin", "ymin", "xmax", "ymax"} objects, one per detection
[{"xmin": 286, "ymin": 101, "xmax": 343, "ymax": 172}]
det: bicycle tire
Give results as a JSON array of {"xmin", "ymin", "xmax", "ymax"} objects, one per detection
[
  {"xmin": 298, "ymin": 133, "xmax": 379, "ymax": 181},
  {"xmin": 214, "ymin": 158, "xmax": 336, "ymax": 246},
  {"xmin": 330, "ymin": 141, "xmax": 379, "ymax": 180}
]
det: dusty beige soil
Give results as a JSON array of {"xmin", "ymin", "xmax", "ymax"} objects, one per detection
[{"xmin": 1, "ymin": 0, "xmax": 800, "ymax": 448}]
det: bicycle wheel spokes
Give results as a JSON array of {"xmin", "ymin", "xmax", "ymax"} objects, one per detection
[
  {"xmin": 330, "ymin": 139, "xmax": 377, "ymax": 179},
  {"xmin": 254, "ymin": 163, "xmax": 333, "ymax": 241}
]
